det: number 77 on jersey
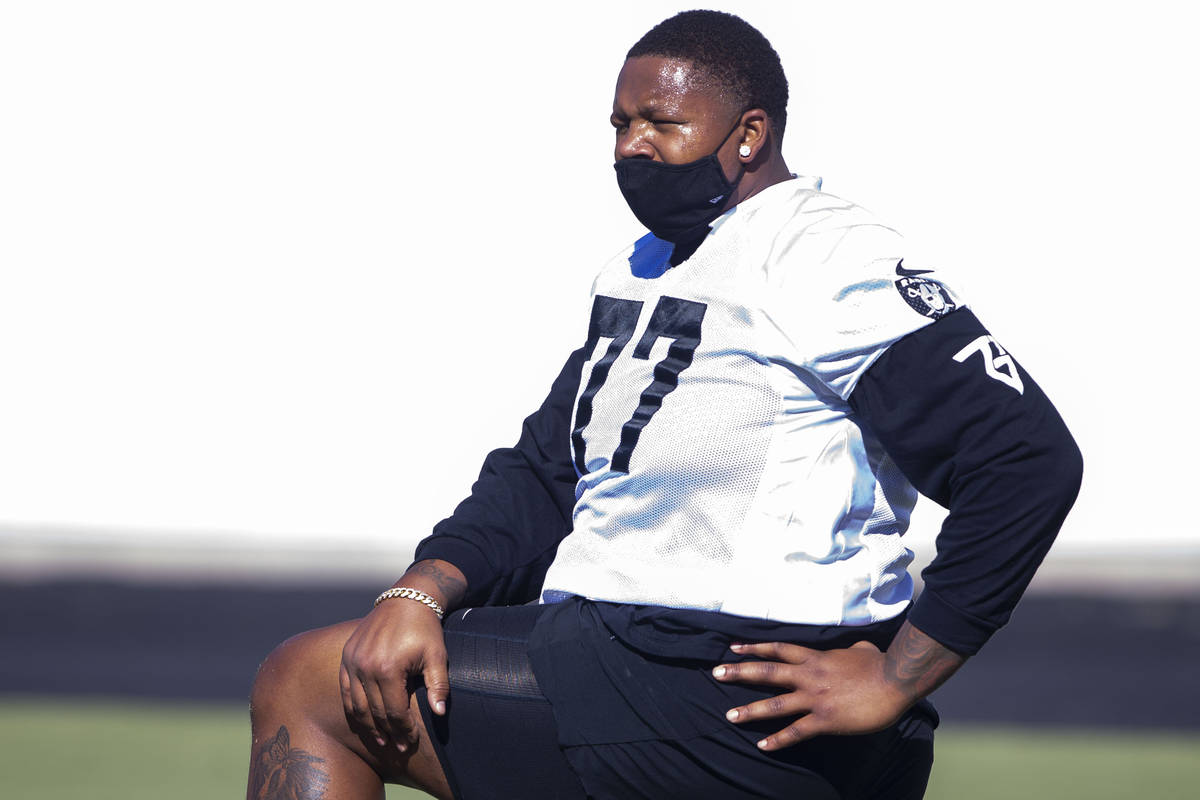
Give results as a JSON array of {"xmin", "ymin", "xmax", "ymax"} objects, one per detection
[{"xmin": 572, "ymin": 294, "xmax": 708, "ymax": 475}]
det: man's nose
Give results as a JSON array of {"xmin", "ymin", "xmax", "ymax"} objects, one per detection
[{"xmin": 615, "ymin": 127, "xmax": 654, "ymax": 161}]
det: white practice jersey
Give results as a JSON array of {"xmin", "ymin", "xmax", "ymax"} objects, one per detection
[{"xmin": 540, "ymin": 176, "xmax": 964, "ymax": 626}]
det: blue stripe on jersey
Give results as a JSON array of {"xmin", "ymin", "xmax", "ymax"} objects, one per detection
[{"xmin": 628, "ymin": 232, "xmax": 674, "ymax": 279}]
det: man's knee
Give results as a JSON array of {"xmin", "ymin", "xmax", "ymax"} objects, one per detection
[{"xmin": 250, "ymin": 620, "xmax": 360, "ymax": 722}]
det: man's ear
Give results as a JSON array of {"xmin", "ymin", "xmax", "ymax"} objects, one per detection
[{"xmin": 737, "ymin": 108, "xmax": 771, "ymax": 162}]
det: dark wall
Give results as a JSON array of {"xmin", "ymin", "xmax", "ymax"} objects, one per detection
[{"xmin": 2, "ymin": 581, "xmax": 1197, "ymax": 729}]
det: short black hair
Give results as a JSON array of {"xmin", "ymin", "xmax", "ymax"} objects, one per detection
[{"xmin": 627, "ymin": 10, "xmax": 789, "ymax": 136}]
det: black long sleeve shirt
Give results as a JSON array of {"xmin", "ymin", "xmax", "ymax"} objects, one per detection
[{"xmin": 415, "ymin": 308, "xmax": 1082, "ymax": 656}]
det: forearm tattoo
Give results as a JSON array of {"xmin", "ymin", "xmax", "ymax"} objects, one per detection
[
  {"xmin": 884, "ymin": 622, "xmax": 966, "ymax": 699},
  {"xmin": 248, "ymin": 725, "xmax": 330, "ymax": 800},
  {"xmin": 408, "ymin": 559, "xmax": 468, "ymax": 607}
]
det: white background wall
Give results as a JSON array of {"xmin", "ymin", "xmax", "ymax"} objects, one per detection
[{"xmin": 2, "ymin": 1, "xmax": 1197, "ymax": 578}]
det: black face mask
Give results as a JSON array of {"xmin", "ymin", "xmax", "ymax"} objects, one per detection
[{"xmin": 613, "ymin": 118, "xmax": 746, "ymax": 244}]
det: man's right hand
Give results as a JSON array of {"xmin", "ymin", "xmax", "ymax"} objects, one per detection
[{"xmin": 338, "ymin": 559, "xmax": 467, "ymax": 753}]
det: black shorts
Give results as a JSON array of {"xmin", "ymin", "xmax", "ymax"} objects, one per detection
[
  {"xmin": 416, "ymin": 604, "xmax": 586, "ymax": 799},
  {"xmin": 416, "ymin": 602, "xmax": 935, "ymax": 800}
]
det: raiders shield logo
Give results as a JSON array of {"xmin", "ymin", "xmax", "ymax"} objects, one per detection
[{"xmin": 895, "ymin": 275, "xmax": 957, "ymax": 319}]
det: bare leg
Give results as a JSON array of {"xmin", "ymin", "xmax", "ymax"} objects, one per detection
[{"xmin": 247, "ymin": 619, "xmax": 453, "ymax": 800}]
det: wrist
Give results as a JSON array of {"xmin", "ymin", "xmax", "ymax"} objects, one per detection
[
  {"xmin": 374, "ymin": 586, "xmax": 445, "ymax": 619},
  {"xmin": 883, "ymin": 621, "xmax": 966, "ymax": 702},
  {"xmin": 392, "ymin": 558, "xmax": 468, "ymax": 612}
]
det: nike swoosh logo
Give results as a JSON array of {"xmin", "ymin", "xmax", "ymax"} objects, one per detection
[{"xmin": 895, "ymin": 259, "xmax": 935, "ymax": 277}]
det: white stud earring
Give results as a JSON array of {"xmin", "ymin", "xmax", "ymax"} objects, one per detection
[{"xmin": 738, "ymin": 144, "xmax": 752, "ymax": 158}]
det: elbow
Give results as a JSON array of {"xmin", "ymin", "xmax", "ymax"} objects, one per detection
[
  {"xmin": 1057, "ymin": 431, "xmax": 1085, "ymax": 507},
  {"xmin": 1067, "ymin": 439, "xmax": 1084, "ymax": 497}
]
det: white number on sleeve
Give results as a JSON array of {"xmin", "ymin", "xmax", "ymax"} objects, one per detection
[{"xmin": 952, "ymin": 335, "xmax": 1024, "ymax": 395}]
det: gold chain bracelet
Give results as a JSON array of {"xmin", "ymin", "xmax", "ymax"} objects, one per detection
[{"xmin": 373, "ymin": 587, "xmax": 445, "ymax": 619}]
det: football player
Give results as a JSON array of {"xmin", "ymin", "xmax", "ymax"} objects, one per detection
[{"xmin": 247, "ymin": 11, "xmax": 1081, "ymax": 800}]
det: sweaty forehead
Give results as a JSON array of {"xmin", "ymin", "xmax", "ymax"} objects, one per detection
[{"xmin": 613, "ymin": 55, "xmax": 726, "ymax": 115}]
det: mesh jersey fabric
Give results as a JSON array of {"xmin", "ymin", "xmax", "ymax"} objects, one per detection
[{"xmin": 541, "ymin": 175, "xmax": 964, "ymax": 626}]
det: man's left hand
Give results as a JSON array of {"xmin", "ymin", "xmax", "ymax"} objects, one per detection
[{"xmin": 712, "ymin": 622, "xmax": 965, "ymax": 751}]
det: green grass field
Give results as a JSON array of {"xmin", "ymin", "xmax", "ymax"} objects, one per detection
[{"xmin": 1, "ymin": 697, "xmax": 1196, "ymax": 799}]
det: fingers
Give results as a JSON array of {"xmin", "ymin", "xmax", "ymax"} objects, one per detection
[
  {"xmin": 339, "ymin": 664, "xmax": 358, "ymax": 730},
  {"xmin": 711, "ymin": 643, "xmax": 815, "ymax": 689},
  {"xmin": 729, "ymin": 641, "xmax": 816, "ymax": 663},
  {"xmin": 423, "ymin": 656, "xmax": 451, "ymax": 717},
  {"xmin": 340, "ymin": 660, "xmax": 416, "ymax": 752},
  {"xmin": 713, "ymin": 639, "xmax": 898, "ymax": 750},
  {"xmin": 375, "ymin": 673, "xmax": 419, "ymax": 750},
  {"xmin": 340, "ymin": 664, "xmax": 387, "ymax": 747},
  {"xmin": 362, "ymin": 679, "xmax": 398, "ymax": 748},
  {"xmin": 756, "ymin": 716, "xmax": 823, "ymax": 751},
  {"xmin": 335, "ymin": 604, "xmax": 452, "ymax": 757},
  {"xmin": 340, "ymin": 645, "xmax": 450, "ymax": 753},
  {"xmin": 713, "ymin": 645, "xmax": 813, "ymax": 734},
  {"xmin": 712, "ymin": 659, "xmax": 825, "ymax": 751},
  {"xmin": 724, "ymin": 691, "xmax": 808, "ymax": 724}
]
